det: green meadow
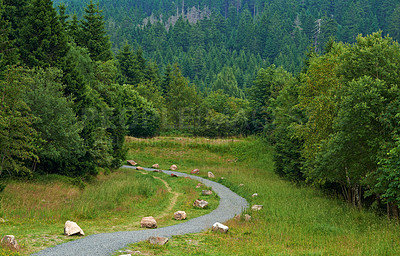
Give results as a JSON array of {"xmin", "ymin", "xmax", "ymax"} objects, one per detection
[
  {"xmin": 1, "ymin": 136, "xmax": 400, "ymax": 255},
  {"xmin": 121, "ymin": 136, "xmax": 400, "ymax": 255}
]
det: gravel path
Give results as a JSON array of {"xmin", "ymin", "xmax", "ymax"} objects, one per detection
[{"xmin": 33, "ymin": 166, "xmax": 248, "ymax": 256}]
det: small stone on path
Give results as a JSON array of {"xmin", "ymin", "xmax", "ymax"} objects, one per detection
[
  {"xmin": 136, "ymin": 166, "xmax": 144, "ymax": 171},
  {"xmin": 171, "ymin": 173, "xmax": 178, "ymax": 177}
]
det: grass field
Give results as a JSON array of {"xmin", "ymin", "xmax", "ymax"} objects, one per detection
[
  {"xmin": 120, "ymin": 136, "xmax": 400, "ymax": 255},
  {"xmin": 0, "ymin": 157, "xmax": 217, "ymax": 255},
  {"xmin": 2, "ymin": 136, "xmax": 400, "ymax": 255}
]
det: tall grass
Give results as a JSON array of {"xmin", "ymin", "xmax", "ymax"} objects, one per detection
[
  {"xmin": 0, "ymin": 170, "xmax": 159, "ymax": 223},
  {"xmin": 0, "ymin": 162, "xmax": 219, "ymax": 255}
]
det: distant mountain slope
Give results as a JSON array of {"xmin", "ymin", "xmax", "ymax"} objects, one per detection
[{"xmin": 53, "ymin": 0, "xmax": 400, "ymax": 88}]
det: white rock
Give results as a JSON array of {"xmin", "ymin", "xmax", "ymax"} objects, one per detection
[
  {"xmin": 152, "ymin": 164, "xmax": 159, "ymax": 169},
  {"xmin": 207, "ymin": 172, "xmax": 215, "ymax": 178},
  {"xmin": 64, "ymin": 220, "xmax": 85, "ymax": 236},
  {"xmin": 193, "ymin": 199, "xmax": 208, "ymax": 208},
  {"xmin": 251, "ymin": 205, "xmax": 263, "ymax": 211},
  {"xmin": 212, "ymin": 222, "xmax": 229, "ymax": 233},
  {"xmin": 174, "ymin": 211, "xmax": 187, "ymax": 220},
  {"xmin": 140, "ymin": 216, "xmax": 157, "ymax": 228},
  {"xmin": 148, "ymin": 236, "xmax": 169, "ymax": 245},
  {"xmin": 1, "ymin": 235, "xmax": 20, "ymax": 251},
  {"xmin": 252, "ymin": 193, "xmax": 258, "ymax": 198},
  {"xmin": 239, "ymin": 184, "xmax": 244, "ymax": 187},
  {"xmin": 170, "ymin": 164, "xmax": 178, "ymax": 170}
]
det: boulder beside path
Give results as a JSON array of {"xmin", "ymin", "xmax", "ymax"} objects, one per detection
[
  {"xmin": 212, "ymin": 222, "xmax": 229, "ymax": 233},
  {"xmin": 1, "ymin": 235, "xmax": 20, "ymax": 251},
  {"xmin": 140, "ymin": 216, "xmax": 157, "ymax": 229},
  {"xmin": 64, "ymin": 221, "xmax": 85, "ymax": 236}
]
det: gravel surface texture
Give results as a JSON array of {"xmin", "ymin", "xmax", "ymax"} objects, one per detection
[{"xmin": 33, "ymin": 166, "xmax": 248, "ymax": 256}]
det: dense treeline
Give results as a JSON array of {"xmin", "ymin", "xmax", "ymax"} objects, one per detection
[{"xmin": 266, "ymin": 33, "xmax": 400, "ymax": 217}]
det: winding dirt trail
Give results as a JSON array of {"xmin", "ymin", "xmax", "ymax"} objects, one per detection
[{"xmin": 152, "ymin": 176, "xmax": 181, "ymax": 219}]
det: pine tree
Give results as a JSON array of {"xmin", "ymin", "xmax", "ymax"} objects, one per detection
[
  {"xmin": 68, "ymin": 13, "xmax": 81, "ymax": 43},
  {"xmin": 0, "ymin": 67, "xmax": 38, "ymax": 176},
  {"xmin": 0, "ymin": 0, "xmax": 18, "ymax": 74},
  {"xmin": 116, "ymin": 42, "xmax": 136, "ymax": 84},
  {"xmin": 79, "ymin": 0, "xmax": 113, "ymax": 62},
  {"xmin": 388, "ymin": 6, "xmax": 400, "ymax": 42},
  {"xmin": 2, "ymin": 0, "xmax": 29, "ymax": 42},
  {"xmin": 18, "ymin": 0, "xmax": 69, "ymax": 68}
]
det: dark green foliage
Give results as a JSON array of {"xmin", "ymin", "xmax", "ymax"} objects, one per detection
[
  {"xmin": 377, "ymin": 138, "xmax": 400, "ymax": 205},
  {"xmin": 18, "ymin": 0, "xmax": 69, "ymax": 68},
  {"xmin": 200, "ymin": 90, "xmax": 249, "ymax": 137},
  {"xmin": 0, "ymin": 67, "xmax": 38, "ymax": 177},
  {"xmin": 163, "ymin": 64, "xmax": 200, "ymax": 130},
  {"xmin": 2, "ymin": 0, "xmax": 29, "ymax": 42},
  {"xmin": 271, "ymin": 79, "xmax": 306, "ymax": 182},
  {"xmin": 23, "ymin": 68, "xmax": 85, "ymax": 175},
  {"xmin": 247, "ymin": 65, "xmax": 293, "ymax": 133},
  {"xmin": 212, "ymin": 66, "xmax": 244, "ymax": 99},
  {"xmin": 116, "ymin": 43, "xmax": 149, "ymax": 85},
  {"xmin": 0, "ymin": 0, "xmax": 18, "ymax": 75},
  {"xmin": 78, "ymin": 0, "xmax": 113, "ymax": 62},
  {"xmin": 122, "ymin": 84, "xmax": 160, "ymax": 138}
]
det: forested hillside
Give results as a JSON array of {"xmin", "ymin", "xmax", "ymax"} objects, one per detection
[
  {"xmin": 2, "ymin": 0, "xmax": 400, "ymax": 218},
  {"xmin": 53, "ymin": 0, "xmax": 400, "ymax": 88}
]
